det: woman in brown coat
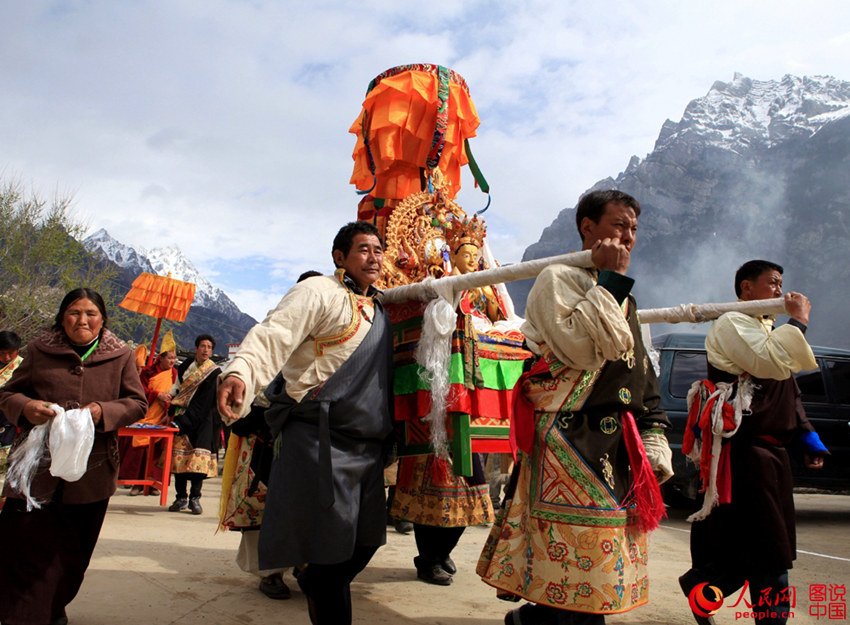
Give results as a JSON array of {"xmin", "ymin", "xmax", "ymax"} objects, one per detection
[{"xmin": 0, "ymin": 288, "xmax": 147, "ymax": 625}]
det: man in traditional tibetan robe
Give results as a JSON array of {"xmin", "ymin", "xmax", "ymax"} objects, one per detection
[
  {"xmin": 167, "ymin": 333, "xmax": 221, "ymax": 515},
  {"xmin": 680, "ymin": 260, "xmax": 827, "ymax": 625},
  {"xmin": 477, "ymin": 189, "xmax": 673, "ymax": 625},
  {"xmin": 217, "ymin": 221, "xmax": 394, "ymax": 625}
]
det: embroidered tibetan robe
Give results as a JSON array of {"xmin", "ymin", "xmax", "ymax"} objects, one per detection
[
  {"xmin": 169, "ymin": 358, "xmax": 221, "ymax": 477},
  {"xmin": 477, "ymin": 265, "xmax": 669, "ymax": 615},
  {"xmin": 391, "ymin": 287, "xmax": 525, "ymax": 528}
]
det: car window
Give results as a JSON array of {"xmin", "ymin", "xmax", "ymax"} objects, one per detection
[
  {"xmin": 795, "ymin": 366, "xmax": 827, "ymax": 404},
  {"xmin": 670, "ymin": 351, "xmax": 707, "ymax": 398},
  {"xmin": 823, "ymin": 359, "xmax": 850, "ymax": 405}
]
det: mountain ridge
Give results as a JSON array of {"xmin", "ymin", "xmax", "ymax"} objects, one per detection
[{"xmin": 509, "ymin": 72, "xmax": 850, "ymax": 349}]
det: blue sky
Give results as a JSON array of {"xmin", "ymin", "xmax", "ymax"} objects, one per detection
[{"xmin": 3, "ymin": 1, "xmax": 850, "ymax": 320}]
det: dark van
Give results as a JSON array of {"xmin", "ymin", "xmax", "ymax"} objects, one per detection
[{"xmin": 653, "ymin": 332, "xmax": 850, "ymax": 501}]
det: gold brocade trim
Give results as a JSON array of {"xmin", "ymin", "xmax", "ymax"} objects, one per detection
[
  {"xmin": 170, "ymin": 434, "xmax": 218, "ymax": 478},
  {"xmin": 315, "ymin": 291, "xmax": 359, "ymax": 356},
  {"xmin": 0, "ymin": 356, "xmax": 22, "ymax": 387},
  {"xmin": 314, "ymin": 290, "xmax": 375, "ymax": 357},
  {"xmin": 392, "ymin": 455, "xmax": 494, "ymax": 527}
]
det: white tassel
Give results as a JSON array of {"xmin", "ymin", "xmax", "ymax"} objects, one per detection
[
  {"xmin": 6, "ymin": 421, "xmax": 52, "ymax": 511},
  {"xmin": 412, "ymin": 279, "xmax": 461, "ymax": 459}
]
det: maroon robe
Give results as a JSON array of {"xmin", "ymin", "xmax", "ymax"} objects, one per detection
[{"xmin": 690, "ymin": 363, "xmax": 816, "ymax": 574}]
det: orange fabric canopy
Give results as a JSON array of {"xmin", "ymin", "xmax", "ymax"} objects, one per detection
[
  {"xmin": 119, "ymin": 273, "xmax": 196, "ymax": 322},
  {"xmin": 349, "ymin": 65, "xmax": 481, "ymax": 201}
]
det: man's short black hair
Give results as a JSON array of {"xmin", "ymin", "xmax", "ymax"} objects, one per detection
[
  {"xmin": 0, "ymin": 330, "xmax": 21, "ymax": 351},
  {"xmin": 195, "ymin": 334, "xmax": 216, "ymax": 349},
  {"xmin": 575, "ymin": 190, "xmax": 642, "ymax": 241},
  {"xmin": 734, "ymin": 260, "xmax": 784, "ymax": 298},
  {"xmin": 332, "ymin": 221, "xmax": 382, "ymax": 260},
  {"xmin": 297, "ymin": 270, "xmax": 322, "ymax": 283}
]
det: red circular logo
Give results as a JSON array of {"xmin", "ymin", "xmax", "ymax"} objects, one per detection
[{"xmin": 688, "ymin": 582, "xmax": 724, "ymax": 617}]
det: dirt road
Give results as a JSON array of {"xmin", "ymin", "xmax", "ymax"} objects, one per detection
[{"xmin": 68, "ymin": 481, "xmax": 849, "ymax": 625}]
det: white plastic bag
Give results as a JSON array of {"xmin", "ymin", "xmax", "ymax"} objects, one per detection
[{"xmin": 49, "ymin": 406, "xmax": 95, "ymax": 482}]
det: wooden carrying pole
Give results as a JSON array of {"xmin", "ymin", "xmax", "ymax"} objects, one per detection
[
  {"xmin": 380, "ymin": 251, "xmax": 788, "ymax": 323},
  {"xmin": 637, "ymin": 297, "xmax": 787, "ymax": 324},
  {"xmin": 380, "ymin": 250, "xmax": 594, "ymax": 305}
]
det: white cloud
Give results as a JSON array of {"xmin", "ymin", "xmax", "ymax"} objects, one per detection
[
  {"xmin": 227, "ymin": 288, "xmax": 287, "ymax": 323},
  {"xmin": 2, "ymin": 0, "xmax": 850, "ymax": 312}
]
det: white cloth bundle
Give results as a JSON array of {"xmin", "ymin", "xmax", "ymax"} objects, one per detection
[
  {"xmin": 5, "ymin": 404, "xmax": 95, "ymax": 510},
  {"xmin": 49, "ymin": 406, "xmax": 95, "ymax": 482},
  {"xmin": 641, "ymin": 430, "xmax": 674, "ymax": 485},
  {"xmin": 685, "ymin": 378, "xmax": 752, "ymax": 523}
]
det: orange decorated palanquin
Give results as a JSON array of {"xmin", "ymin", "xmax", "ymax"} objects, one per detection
[{"xmin": 350, "ymin": 64, "xmax": 529, "ymax": 475}]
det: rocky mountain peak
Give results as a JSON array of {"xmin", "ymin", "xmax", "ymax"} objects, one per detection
[{"xmin": 653, "ymin": 73, "xmax": 850, "ymax": 154}]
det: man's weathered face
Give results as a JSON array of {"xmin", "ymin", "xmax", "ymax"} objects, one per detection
[
  {"xmin": 333, "ymin": 233, "xmax": 383, "ymax": 292},
  {"xmin": 580, "ymin": 202, "xmax": 638, "ymax": 251},
  {"xmin": 741, "ymin": 269, "xmax": 783, "ymax": 301},
  {"xmin": 0, "ymin": 348, "xmax": 18, "ymax": 366},
  {"xmin": 195, "ymin": 340, "xmax": 214, "ymax": 364}
]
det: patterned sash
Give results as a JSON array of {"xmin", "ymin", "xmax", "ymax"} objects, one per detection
[
  {"xmin": 0, "ymin": 356, "xmax": 22, "ymax": 388},
  {"xmin": 171, "ymin": 359, "xmax": 217, "ymax": 408}
]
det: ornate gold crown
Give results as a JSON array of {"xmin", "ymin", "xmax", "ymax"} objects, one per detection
[{"xmin": 444, "ymin": 214, "xmax": 487, "ymax": 253}]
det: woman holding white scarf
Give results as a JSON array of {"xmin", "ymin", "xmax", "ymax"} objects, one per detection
[{"xmin": 0, "ymin": 288, "xmax": 146, "ymax": 625}]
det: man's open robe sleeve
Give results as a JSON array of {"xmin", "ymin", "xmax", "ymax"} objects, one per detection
[
  {"xmin": 521, "ymin": 264, "xmax": 634, "ymax": 371},
  {"xmin": 220, "ymin": 283, "xmax": 325, "ymax": 418}
]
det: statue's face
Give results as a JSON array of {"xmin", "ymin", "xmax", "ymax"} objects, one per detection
[{"xmin": 452, "ymin": 243, "xmax": 479, "ymax": 274}]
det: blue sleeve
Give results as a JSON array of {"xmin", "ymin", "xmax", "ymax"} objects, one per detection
[{"xmin": 795, "ymin": 430, "xmax": 829, "ymax": 455}]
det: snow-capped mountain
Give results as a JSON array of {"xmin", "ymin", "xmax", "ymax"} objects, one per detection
[
  {"xmin": 654, "ymin": 73, "xmax": 850, "ymax": 154},
  {"xmin": 84, "ymin": 228, "xmax": 231, "ymax": 312},
  {"xmin": 83, "ymin": 228, "xmax": 257, "ymax": 350},
  {"xmin": 512, "ymin": 73, "xmax": 850, "ymax": 350}
]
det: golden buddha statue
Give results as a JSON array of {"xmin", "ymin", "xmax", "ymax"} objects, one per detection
[{"xmin": 446, "ymin": 216, "xmax": 504, "ymax": 324}]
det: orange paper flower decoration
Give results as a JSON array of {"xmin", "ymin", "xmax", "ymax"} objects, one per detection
[
  {"xmin": 349, "ymin": 64, "xmax": 481, "ymax": 201},
  {"xmin": 119, "ymin": 273, "xmax": 196, "ymax": 322}
]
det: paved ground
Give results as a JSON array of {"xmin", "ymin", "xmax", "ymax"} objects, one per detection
[{"xmin": 68, "ymin": 480, "xmax": 850, "ymax": 625}]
